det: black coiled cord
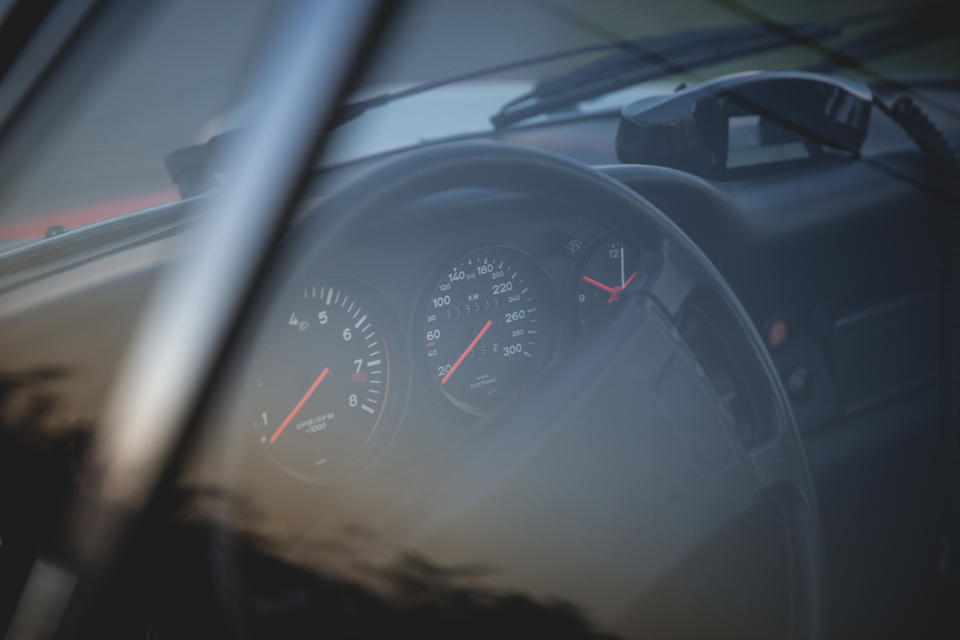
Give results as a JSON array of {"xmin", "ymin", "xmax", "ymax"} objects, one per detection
[
  {"xmin": 876, "ymin": 92, "xmax": 960, "ymax": 563},
  {"xmin": 878, "ymin": 95, "xmax": 960, "ymax": 197}
]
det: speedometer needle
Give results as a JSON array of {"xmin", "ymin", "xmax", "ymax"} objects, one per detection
[
  {"xmin": 269, "ymin": 367, "xmax": 329, "ymax": 444},
  {"xmin": 442, "ymin": 319, "xmax": 492, "ymax": 385}
]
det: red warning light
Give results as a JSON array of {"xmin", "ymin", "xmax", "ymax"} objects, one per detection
[
  {"xmin": 351, "ymin": 372, "xmax": 367, "ymax": 383},
  {"xmin": 767, "ymin": 319, "xmax": 787, "ymax": 350}
]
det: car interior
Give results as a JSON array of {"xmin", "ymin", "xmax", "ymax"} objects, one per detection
[{"xmin": 0, "ymin": 1, "xmax": 958, "ymax": 638}]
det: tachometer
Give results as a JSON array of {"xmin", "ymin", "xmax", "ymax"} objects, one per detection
[
  {"xmin": 421, "ymin": 246, "xmax": 554, "ymax": 413},
  {"xmin": 251, "ymin": 279, "xmax": 399, "ymax": 483}
]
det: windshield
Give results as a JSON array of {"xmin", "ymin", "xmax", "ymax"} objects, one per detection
[
  {"xmin": 0, "ymin": 0, "xmax": 275, "ymax": 250},
  {"xmin": 323, "ymin": 0, "xmax": 960, "ymax": 164},
  {"xmin": 0, "ymin": 0, "xmax": 957, "ymax": 244}
]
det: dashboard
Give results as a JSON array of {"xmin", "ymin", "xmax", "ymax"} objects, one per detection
[
  {"xmin": 188, "ymin": 143, "xmax": 824, "ymax": 640},
  {"xmin": 234, "ymin": 166, "xmax": 797, "ymax": 489},
  {"xmin": 0, "ymin": 96, "xmax": 953, "ymax": 638}
]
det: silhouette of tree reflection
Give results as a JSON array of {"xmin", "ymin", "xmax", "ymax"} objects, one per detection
[
  {"xmin": 0, "ymin": 368, "xmax": 619, "ymax": 638},
  {"xmin": 0, "ymin": 364, "xmax": 805, "ymax": 639},
  {"xmin": 113, "ymin": 487, "xmax": 623, "ymax": 639},
  {"xmin": 357, "ymin": 552, "xmax": 618, "ymax": 640}
]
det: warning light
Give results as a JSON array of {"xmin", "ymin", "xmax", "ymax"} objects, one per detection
[
  {"xmin": 351, "ymin": 372, "xmax": 367, "ymax": 383},
  {"xmin": 767, "ymin": 318, "xmax": 787, "ymax": 350}
]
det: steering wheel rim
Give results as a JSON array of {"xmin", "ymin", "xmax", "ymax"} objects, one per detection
[{"xmin": 219, "ymin": 141, "xmax": 823, "ymax": 639}]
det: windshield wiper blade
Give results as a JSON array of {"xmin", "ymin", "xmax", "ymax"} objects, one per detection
[
  {"xmin": 337, "ymin": 20, "xmax": 842, "ymax": 131},
  {"xmin": 332, "ymin": 16, "xmax": 863, "ymax": 130},
  {"xmin": 332, "ymin": 6, "xmax": 917, "ymax": 131},
  {"xmin": 488, "ymin": 6, "xmax": 920, "ymax": 130},
  {"xmin": 489, "ymin": 21, "xmax": 846, "ymax": 129},
  {"xmin": 332, "ymin": 39, "xmax": 663, "ymax": 128},
  {"xmin": 334, "ymin": 41, "xmax": 676, "ymax": 128}
]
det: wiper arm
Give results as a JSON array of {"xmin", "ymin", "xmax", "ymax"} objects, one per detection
[
  {"xmin": 488, "ymin": 7, "xmax": 916, "ymax": 129},
  {"xmin": 332, "ymin": 39, "xmax": 659, "ymax": 128},
  {"xmin": 333, "ymin": 6, "xmax": 904, "ymax": 131}
]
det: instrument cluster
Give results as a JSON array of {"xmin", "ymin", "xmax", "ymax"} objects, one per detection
[{"xmin": 239, "ymin": 223, "xmax": 663, "ymax": 484}]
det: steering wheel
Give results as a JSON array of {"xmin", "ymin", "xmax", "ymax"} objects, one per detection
[{"xmin": 220, "ymin": 142, "xmax": 822, "ymax": 640}]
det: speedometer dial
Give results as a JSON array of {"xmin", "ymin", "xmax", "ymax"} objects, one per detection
[{"xmin": 421, "ymin": 246, "xmax": 553, "ymax": 413}]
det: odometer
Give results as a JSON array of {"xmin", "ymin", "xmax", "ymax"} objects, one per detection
[{"xmin": 421, "ymin": 246, "xmax": 552, "ymax": 413}]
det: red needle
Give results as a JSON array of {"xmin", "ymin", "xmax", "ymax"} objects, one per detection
[
  {"xmin": 584, "ymin": 272, "xmax": 639, "ymax": 303},
  {"xmin": 442, "ymin": 319, "xmax": 492, "ymax": 385},
  {"xmin": 269, "ymin": 367, "xmax": 329, "ymax": 444},
  {"xmin": 582, "ymin": 275, "xmax": 617, "ymax": 294}
]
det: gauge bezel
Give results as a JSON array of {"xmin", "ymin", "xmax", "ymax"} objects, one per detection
[{"xmin": 413, "ymin": 242, "xmax": 560, "ymax": 416}]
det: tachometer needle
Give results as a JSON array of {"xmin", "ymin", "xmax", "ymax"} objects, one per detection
[
  {"xmin": 269, "ymin": 367, "xmax": 329, "ymax": 444},
  {"xmin": 442, "ymin": 319, "xmax": 492, "ymax": 385}
]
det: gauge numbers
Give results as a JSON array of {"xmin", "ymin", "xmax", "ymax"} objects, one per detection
[
  {"xmin": 252, "ymin": 281, "xmax": 393, "ymax": 483},
  {"xmin": 422, "ymin": 246, "xmax": 550, "ymax": 413}
]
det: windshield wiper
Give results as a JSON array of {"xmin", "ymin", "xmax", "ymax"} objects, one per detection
[
  {"xmin": 168, "ymin": 7, "xmax": 932, "ymax": 197},
  {"xmin": 332, "ymin": 39, "xmax": 674, "ymax": 128},
  {"xmin": 488, "ymin": 6, "xmax": 920, "ymax": 129},
  {"xmin": 334, "ymin": 8, "xmax": 905, "ymax": 131}
]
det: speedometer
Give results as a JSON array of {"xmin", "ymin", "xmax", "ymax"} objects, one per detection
[{"xmin": 420, "ymin": 246, "xmax": 554, "ymax": 413}]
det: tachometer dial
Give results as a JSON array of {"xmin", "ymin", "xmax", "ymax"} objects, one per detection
[
  {"xmin": 251, "ymin": 280, "xmax": 397, "ymax": 483},
  {"xmin": 421, "ymin": 246, "xmax": 553, "ymax": 413}
]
